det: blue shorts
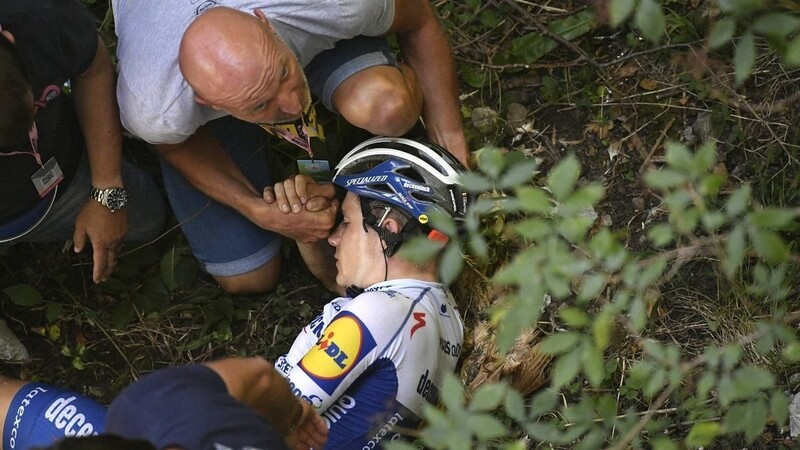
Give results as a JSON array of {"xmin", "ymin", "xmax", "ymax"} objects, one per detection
[{"xmin": 163, "ymin": 36, "xmax": 396, "ymax": 277}]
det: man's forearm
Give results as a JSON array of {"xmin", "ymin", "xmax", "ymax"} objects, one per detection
[
  {"xmin": 72, "ymin": 36, "xmax": 124, "ymax": 188},
  {"xmin": 397, "ymin": 6, "xmax": 468, "ymax": 163},
  {"xmin": 155, "ymin": 127, "xmax": 262, "ymax": 219}
]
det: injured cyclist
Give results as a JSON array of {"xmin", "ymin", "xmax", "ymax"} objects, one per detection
[{"xmin": 266, "ymin": 136, "xmax": 471, "ymax": 449}]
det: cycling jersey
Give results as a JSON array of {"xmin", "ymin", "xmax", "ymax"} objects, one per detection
[{"xmin": 275, "ymin": 279, "xmax": 463, "ymax": 450}]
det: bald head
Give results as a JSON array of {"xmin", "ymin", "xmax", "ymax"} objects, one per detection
[{"xmin": 179, "ymin": 7, "xmax": 282, "ymax": 106}]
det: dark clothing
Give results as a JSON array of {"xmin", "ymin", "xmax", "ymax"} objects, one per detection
[
  {"xmin": 0, "ymin": 0, "xmax": 96, "ymax": 222},
  {"xmin": 107, "ymin": 364, "xmax": 289, "ymax": 450}
]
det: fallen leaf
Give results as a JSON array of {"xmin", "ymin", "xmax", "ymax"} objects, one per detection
[{"xmin": 639, "ymin": 79, "xmax": 658, "ymax": 90}]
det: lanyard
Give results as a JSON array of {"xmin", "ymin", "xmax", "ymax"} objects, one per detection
[{"xmin": 0, "ymin": 122, "xmax": 43, "ymax": 167}]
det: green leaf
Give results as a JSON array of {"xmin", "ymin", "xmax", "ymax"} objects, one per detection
[
  {"xmin": 725, "ymin": 184, "xmax": 751, "ymax": 217},
  {"xmin": 723, "ymin": 224, "xmax": 746, "ymax": 277},
  {"xmin": 513, "ymin": 218, "xmax": 552, "ymax": 241},
  {"xmin": 749, "ymin": 229, "xmax": 789, "ymax": 263},
  {"xmin": 468, "ymin": 414, "xmax": 507, "ymax": 441},
  {"xmin": 747, "ymin": 208, "xmax": 797, "ymax": 230},
  {"xmin": 505, "ymin": 10, "xmax": 596, "ymax": 64},
  {"xmin": 651, "ymin": 437, "xmax": 679, "ymax": 450},
  {"xmin": 561, "ymin": 184, "xmax": 605, "ymax": 214},
  {"xmin": 647, "ymin": 223, "xmax": 674, "ymax": 247},
  {"xmin": 610, "ymin": 0, "xmax": 636, "ymax": 27},
  {"xmin": 477, "ymin": 146, "xmax": 506, "ymax": 179},
  {"xmin": 516, "ymin": 186, "xmax": 554, "ymax": 214},
  {"xmin": 734, "ymin": 31, "xmax": 756, "ymax": 86},
  {"xmin": 634, "ymin": 0, "xmax": 666, "ymax": 43},
  {"xmin": 541, "ymin": 332, "xmax": 582, "ymax": 355},
  {"xmin": 558, "ymin": 307, "xmax": 590, "ymax": 328},
  {"xmin": 770, "ymin": 390, "xmax": 790, "ymax": 427},
  {"xmin": 717, "ymin": 0, "xmax": 765, "ymax": 16},
  {"xmin": 577, "ymin": 273, "xmax": 607, "ymax": 303},
  {"xmin": 498, "ymin": 159, "xmax": 538, "ymax": 189},
  {"xmin": 440, "ymin": 373, "xmax": 465, "ymax": 411},
  {"xmin": 723, "ymin": 400, "xmax": 768, "ymax": 443},
  {"xmin": 582, "ymin": 342, "xmax": 605, "ymax": 387},
  {"xmin": 398, "ymin": 236, "xmax": 442, "ymax": 264},
  {"xmin": 665, "ymin": 141, "xmax": 694, "ymax": 172},
  {"xmin": 111, "ymin": 299, "xmax": 135, "ymax": 329},
  {"xmin": 708, "ymin": 17, "xmax": 736, "ymax": 49},
  {"xmin": 468, "ymin": 383, "xmax": 506, "ymax": 412},
  {"xmin": 528, "ymin": 389, "xmax": 559, "ymax": 418},
  {"xmin": 505, "ymin": 388, "xmax": 526, "ymax": 421},
  {"xmin": 592, "ymin": 312, "xmax": 612, "ymax": 350},
  {"xmin": 644, "ymin": 168, "xmax": 688, "ymax": 190},
  {"xmin": 547, "ymin": 154, "xmax": 581, "ymax": 201},
  {"xmin": 685, "ymin": 421, "xmax": 720, "ymax": 447},
  {"xmin": 439, "ymin": 243, "xmax": 464, "ymax": 286},
  {"xmin": 2, "ymin": 284, "xmax": 43, "ymax": 306},
  {"xmin": 551, "ymin": 347, "xmax": 581, "ymax": 389},
  {"xmin": 751, "ymin": 12, "xmax": 800, "ymax": 38},
  {"xmin": 459, "ymin": 172, "xmax": 493, "ymax": 193},
  {"xmin": 786, "ymin": 35, "xmax": 800, "ymax": 66}
]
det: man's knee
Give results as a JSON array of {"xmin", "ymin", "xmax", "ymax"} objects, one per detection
[
  {"xmin": 213, "ymin": 257, "xmax": 281, "ymax": 295},
  {"xmin": 334, "ymin": 66, "xmax": 422, "ymax": 136}
]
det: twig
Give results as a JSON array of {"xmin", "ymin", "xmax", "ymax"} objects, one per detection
[
  {"xmin": 639, "ymin": 117, "xmax": 676, "ymax": 175},
  {"xmin": 599, "ymin": 43, "xmax": 696, "ymax": 67},
  {"xmin": 500, "ymin": 0, "xmax": 604, "ymax": 72}
]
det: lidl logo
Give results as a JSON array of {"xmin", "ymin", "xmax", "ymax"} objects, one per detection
[{"xmin": 300, "ymin": 312, "xmax": 377, "ymax": 394}]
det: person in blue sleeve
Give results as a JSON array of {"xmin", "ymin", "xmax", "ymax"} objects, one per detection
[
  {"xmin": 0, "ymin": 357, "xmax": 327, "ymax": 450},
  {"xmin": 0, "ymin": 0, "xmax": 165, "ymax": 283}
]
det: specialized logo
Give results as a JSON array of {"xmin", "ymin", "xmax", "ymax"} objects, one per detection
[
  {"xmin": 410, "ymin": 312, "xmax": 426, "ymax": 338},
  {"xmin": 345, "ymin": 175, "xmax": 387, "ymax": 187},
  {"xmin": 300, "ymin": 312, "xmax": 376, "ymax": 394}
]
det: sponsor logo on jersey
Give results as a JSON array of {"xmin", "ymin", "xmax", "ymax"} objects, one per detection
[
  {"xmin": 40, "ymin": 396, "xmax": 99, "ymax": 440},
  {"xmin": 345, "ymin": 175, "xmax": 387, "ymax": 187},
  {"xmin": 416, "ymin": 369, "xmax": 441, "ymax": 404},
  {"xmin": 402, "ymin": 181, "xmax": 431, "ymax": 193},
  {"xmin": 300, "ymin": 312, "xmax": 377, "ymax": 394},
  {"xmin": 361, "ymin": 412, "xmax": 403, "ymax": 449},
  {"xmin": 8, "ymin": 387, "xmax": 47, "ymax": 448},
  {"xmin": 287, "ymin": 380, "xmax": 323, "ymax": 408},
  {"xmin": 440, "ymin": 337, "xmax": 461, "ymax": 358},
  {"xmin": 410, "ymin": 312, "xmax": 426, "ymax": 339},
  {"xmin": 321, "ymin": 394, "xmax": 357, "ymax": 428}
]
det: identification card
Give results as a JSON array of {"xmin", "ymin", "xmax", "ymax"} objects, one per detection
[
  {"xmin": 298, "ymin": 159, "xmax": 331, "ymax": 182},
  {"xmin": 259, "ymin": 104, "xmax": 325, "ymax": 158},
  {"xmin": 31, "ymin": 157, "xmax": 64, "ymax": 197}
]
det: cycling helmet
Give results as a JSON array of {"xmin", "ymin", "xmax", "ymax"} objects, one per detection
[{"xmin": 332, "ymin": 137, "xmax": 469, "ymax": 255}]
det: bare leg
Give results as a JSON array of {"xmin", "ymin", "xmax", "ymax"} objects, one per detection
[
  {"xmin": 213, "ymin": 255, "xmax": 282, "ymax": 295},
  {"xmin": 332, "ymin": 63, "xmax": 423, "ymax": 137}
]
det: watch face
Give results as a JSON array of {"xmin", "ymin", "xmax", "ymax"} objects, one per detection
[{"xmin": 106, "ymin": 189, "xmax": 129, "ymax": 211}]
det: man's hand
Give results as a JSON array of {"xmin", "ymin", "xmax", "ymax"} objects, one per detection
[
  {"xmin": 287, "ymin": 399, "xmax": 328, "ymax": 450},
  {"xmin": 252, "ymin": 194, "xmax": 338, "ymax": 243},
  {"xmin": 263, "ymin": 174, "xmax": 336, "ymax": 213},
  {"xmin": 73, "ymin": 200, "xmax": 128, "ymax": 283}
]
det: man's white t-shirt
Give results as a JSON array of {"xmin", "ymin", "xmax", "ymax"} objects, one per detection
[{"xmin": 112, "ymin": 0, "xmax": 395, "ymax": 144}]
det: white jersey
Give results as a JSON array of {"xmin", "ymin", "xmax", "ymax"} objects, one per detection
[{"xmin": 275, "ymin": 279, "xmax": 463, "ymax": 450}]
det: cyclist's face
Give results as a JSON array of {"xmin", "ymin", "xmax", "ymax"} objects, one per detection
[{"xmin": 328, "ymin": 193, "xmax": 385, "ymax": 289}]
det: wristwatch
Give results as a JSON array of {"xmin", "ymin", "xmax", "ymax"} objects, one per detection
[{"xmin": 90, "ymin": 186, "xmax": 129, "ymax": 212}]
